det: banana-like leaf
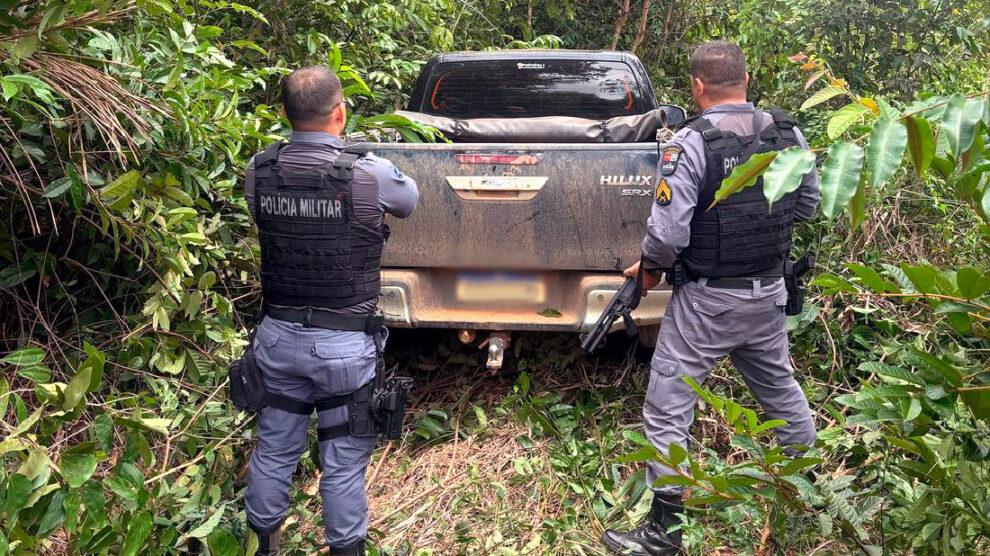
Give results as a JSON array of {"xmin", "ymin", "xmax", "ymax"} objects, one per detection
[
  {"xmin": 800, "ymin": 85, "xmax": 845, "ymax": 111},
  {"xmin": 866, "ymin": 117, "xmax": 907, "ymax": 189},
  {"xmin": 941, "ymin": 94, "xmax": 985, "ymax": 158},
  {"xmin": 819, "ymin": 142, "xmax": 864, "ymax": 220},
  {"xmin": 827, "ymin": 103, "xmax": 868, "ymax": 139},
  {"xmin": 763, "ymin": 147, "xmax": 816, "ymax": 208},
  {"xmin": 709, "ymin": 151, "xmax": 778, "ymax": 209},
  {"xmin": 848, "ymin": 175, "xmax": 867, "ymax": 233},
  {"xmin": 903, "ymin": 116, "xmax": 935, "ymax": 177}
]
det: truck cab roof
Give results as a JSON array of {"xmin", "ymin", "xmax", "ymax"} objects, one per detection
[{"xmin": 432, "ymin": 49, "xmax": 647, "ymax": 64}]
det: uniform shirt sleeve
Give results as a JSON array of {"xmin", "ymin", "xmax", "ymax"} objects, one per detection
[
  {"xmin": 244, "ymin": 155, "xmax": 257, "ymax": 221},
  {"xmin": 362, "ymin": 153, "xmax": 419, "ymax": 218},
  {"xmin": 793, "ymin": 127, "xmax": 820, "ymax": 221},
  {"xmin": 640, "ymin": 127, "xmax": 705, "ymax": 270}
]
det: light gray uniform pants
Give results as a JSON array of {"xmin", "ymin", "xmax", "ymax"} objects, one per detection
[
  {"xmin": 245, "ymin": 317, "xmax": 379, "ymax": 548},
  {"xmin": 644, "ymin": 279, "xmax": 817, "ymax": 493}
]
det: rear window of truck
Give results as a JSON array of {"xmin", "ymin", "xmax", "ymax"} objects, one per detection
[{"xmin": 418, "ymin": 59, "xmax": 648, "ymax": 120}]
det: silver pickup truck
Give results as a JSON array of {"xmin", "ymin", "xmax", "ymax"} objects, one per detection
[{"xmin": 363, "ymin": 50, "xmax": 685, "ymax": 367}]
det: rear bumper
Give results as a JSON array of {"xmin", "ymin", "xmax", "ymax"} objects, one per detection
[{"xmin": 379, "ymin": 269, "xmax": 670, "ymax": 332}]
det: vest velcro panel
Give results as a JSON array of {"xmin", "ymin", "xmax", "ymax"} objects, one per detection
[
  {"xmin": 254, "ymin": 143, "xmax": 383, "ymax": 309},
  {"xmin": 679, "ymin": 109, "xmax": 803, "ymax": 278}
]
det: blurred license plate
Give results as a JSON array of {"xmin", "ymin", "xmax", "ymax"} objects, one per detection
[{"xmin": 456, "ymin": 273, "xmax": 546, "ymax": 303}]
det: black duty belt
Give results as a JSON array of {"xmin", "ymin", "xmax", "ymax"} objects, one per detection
[
  {"xmin": 701, "ymin": 277, "xmax": 782, "ymax": 290},
  {"xmin": 265, "ymin": 306, "xmax": 384, "ymax": 335}
]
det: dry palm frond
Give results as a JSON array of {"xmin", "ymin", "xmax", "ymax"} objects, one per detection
[
  {"xmin": 0, "ymin": 2, "xmax": 138, "ymax": 43},
  {"xmin": 22, "ymin": 54, "xmax": 165, "ymax": 166}
]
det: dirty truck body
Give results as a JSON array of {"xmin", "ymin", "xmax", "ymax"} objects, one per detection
[{"xmin": 364, "ymin": 51, "xmax": 676, "ymax": 344}]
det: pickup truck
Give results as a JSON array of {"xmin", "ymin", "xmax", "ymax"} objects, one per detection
[{"xmin": 361, "ymin": 50, "xmax": 685, "ymax": 366}]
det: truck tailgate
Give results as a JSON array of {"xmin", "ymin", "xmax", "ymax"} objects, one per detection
[{"xmin": 367, "ymin": 142, "xmax": 659, "ymax": 272}]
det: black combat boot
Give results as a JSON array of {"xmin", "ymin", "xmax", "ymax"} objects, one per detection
[
  {"xmin": 328, "ymin": 538, "xmax": 366, "ymax": 556},
  {"xmin": 249, "ymin": 522, "xmax": 281, "ymax": 556},
  {"xmin": 602, "ymin": 493, "xmax": 684, "ymax": 556}
]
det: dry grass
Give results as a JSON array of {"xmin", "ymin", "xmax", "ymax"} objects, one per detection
[{"xmin": 367, "ymin": 422, "xmax": 552, "ymax": 553}]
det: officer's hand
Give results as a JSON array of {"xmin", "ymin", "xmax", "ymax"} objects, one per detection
[{"xmin": 623, "ymin": 262, "xmax": 661, "ymax": 296}]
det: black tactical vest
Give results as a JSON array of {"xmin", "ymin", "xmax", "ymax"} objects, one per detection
[
  {"xmin": 252, "ymin": 141, "xmax": 384, "ymax": 309},
  {"xmin": 679, "ymin": 108, "xmax": 802, "ymax": 278}
]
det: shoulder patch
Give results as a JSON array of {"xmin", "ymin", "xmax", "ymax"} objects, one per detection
[
  {"xmin": 660, "ymin": 145, "xmax": 683, "ymax": 176},
  {"xmin": 655, "ymin": 178, "xmax": 672, "ymax": 206}
]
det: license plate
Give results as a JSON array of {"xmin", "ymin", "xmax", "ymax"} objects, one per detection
[{"xmin": 456, "ymin": 273, "xmax": 546, "ymax": 303}]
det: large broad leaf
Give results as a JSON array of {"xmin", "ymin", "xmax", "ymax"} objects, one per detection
[
  {"xmin": 62, "ymin": 363, "xmax": 93, "ymax": 411},
  {"xmin": 763, "ymin": 147, "xmax": 816, "ymax": 208},
  {"xmin": 1, "ymin": 346, "xmax": 44, "ymax": 366},
  {"xmin": 801, "ymin": 85, "xmax": 845, "ymax": 111},
  {"xmin": 955, "ymin": 267, "xmax": 990, "ymax": 299},
  {"xmin": 709, "ymin": 151, "xmax": 778, "ymax": 209},
  {"xmin": 60, "ymin": 453, "xmax": 98, "ymax": 488},
  {"xmin": 961, "ymin": 390, "xmax": 990, "ymax": 420},
  {"xmin": 903, "ymin": 116, "xmax": 935, "ymax": 177},
  {"xmin": 866, "ymin": 117, "xmax": 907, "ymax": 189},
  {"xmin": 819, "ymin": 142, "xmax": 864, "ymax": 220},
  {"xmin": 941, "ymin": 94, "xmax": 985, "ymax": 158},
  {"xmin": 847, "ymin": 175, "xmax": 867, "ymax": 233},
  {"xmin": 121, "ymin": 511, "xmax": 153, "ymax": 556},
  {"xmin": 827, "ymin": 103, "xmax": 869, "ymax": 139},
  {"xmin": 982, "ymin": 186, "xmax": 990, "ymax": 222}
]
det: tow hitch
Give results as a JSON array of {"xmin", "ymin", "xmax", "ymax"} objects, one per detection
[{"xmin": 460, "ymin": 330, "xmax": 511, "ymax": 371}]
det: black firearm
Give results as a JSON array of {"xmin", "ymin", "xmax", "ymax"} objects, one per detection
[
  {"xmin": 580, "ymin": 276, "xmax": 642, "ymax": 354},
  {"xmin": 783, "ymin": 255, "xmax": 816, "ymax": 316}
]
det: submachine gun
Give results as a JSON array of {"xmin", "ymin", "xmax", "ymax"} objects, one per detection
[{"xmin": 580, "ymin": 276, "xmax": 642, "ymax": 354}]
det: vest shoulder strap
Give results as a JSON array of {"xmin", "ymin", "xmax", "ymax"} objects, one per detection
[
  {"xmin": 254, "ymin": 140, "xmax": 287, "ymax": 167},
  {"xmin": 328, "ymin": 146, "xmax": 370, "ymax": 181},
  {"xmin": 769, "ymin": 108, "xmax": 798, "ymax": 142}
]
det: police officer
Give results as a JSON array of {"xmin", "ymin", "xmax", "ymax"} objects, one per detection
[
  {"xmin": 603, "ymin": 42, "xmax": 820, "ymax": 556},
  {"xmin": 242, "ymin": 66, "xmax": 418, "ymax": 555}
]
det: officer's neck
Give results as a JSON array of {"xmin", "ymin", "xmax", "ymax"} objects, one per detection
[
  {"xmin": 289, "ymin": 120, "xmax": 344, "ymax": 137},
  {"xmin": 697, "ymin": 95, "xmax": 749, "ymax": 112}
]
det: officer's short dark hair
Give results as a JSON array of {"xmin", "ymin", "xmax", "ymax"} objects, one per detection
[
  {"xmin": 690, "ymin": 41, "xmax": 748, "ymax": 99},
  {"xmin": 281, "ymin": 66, "xmax": 344, "ymax": 125}
]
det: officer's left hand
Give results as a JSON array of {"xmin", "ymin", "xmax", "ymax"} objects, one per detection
[{"xmin": 623, "ymin": 262, "xmax": 661, "ymax": 296}]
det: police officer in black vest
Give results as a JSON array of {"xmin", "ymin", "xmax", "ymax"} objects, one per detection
[
  {"xmin": 603, "ymin": 42, "xmax": 820, "ymax": 555},
  {"xmin": 243, "ymin": 66, "xmax": 418, "ymax": 555}
]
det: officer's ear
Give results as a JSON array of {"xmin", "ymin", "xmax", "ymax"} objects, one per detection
[
  {"xmin": 691, "ymin": 77, "xmax": 705, "ymax": 98},
  {"xmin": 332, "ymin": 101, "xmax": 347, "ymax": 126}
]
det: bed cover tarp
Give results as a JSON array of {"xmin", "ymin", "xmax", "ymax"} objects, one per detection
[{"xmin": 394, "ymin": 107, "xmax": 685, "ymax": 143}]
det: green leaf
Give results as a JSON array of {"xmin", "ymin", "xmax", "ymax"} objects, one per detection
[
  {"xmin": 667, "ymin": 443, "xmax": 688, "ymax": 466},
  {"xmin": 827, "ymin": 103, "xmax": 869, "ymax": 139},
  {"xmin": 188, "ymin": 503, "xmax": 226, "ymax": 538},
  {"xmin": 811, "ymin": 273, "xmax": 857, "ymax": 293},
  {"xmin": 763, "ymin": 147, "xmax": 816, "ymax": 208},
  {"xmin": 207, "ymin": 529, "xmax": 240, "ymax": 556},
  {"xmin": 846, "ymin": 263, "xmax": 899, "ymax": 293},
  {"xmin": 121, "ymin": 510, "xmax": 153, "ymax": 556},
  {"xmin": 3, "ymin": 474, "xmax": 32, "ymax": 520},
  {"xmin": 538, "ymin": 308, "xmax": 562, "ymax": 318},
  {"xmin": 819, "ymin": 142, "xmax": 864, "ymax": 220},
  {"xmin": 955, "ymin": 267, "xmax": 990, "ymax": 299},
  {"xmin": 62, "ymin": 362, "xmax": 93, "ymax": 411},
  {"xmin": 60, "ymin": 453, "xmax": 98, "ymax": 488},
  {"xmin": 940, "ymin": 94, "xmax": 985, "ymax": 158},
  {"xmin": 0, "ymin": 79, "xmax": 16, "ymax": 101},
  {"xmin": 983, "ymin": 185, "xmax": 990, "ymax": 222},
  {"xmin": 1, "ymin": 346, "xmax": 44, "ymax": 366},
  {"xmin": 960, "ymin": 390, "xmax": 990, "ymax": 420},
  {"xmin": 778, "ymin": 457, "xmax": 822, "ymax": 476},
  {"xmin": 37, "ymin": 491, "xmax": 65, "ymax": 536},
  {"xmin": 42, "ymin": 177, "xmax": 73, "ymax": 198},
  {"xmin": 100, "ymin": 170, "xmax": 140, "ymax": 200},
  {"xmin": 847, "ymin": 175, "xmax": 867, "ymax": 233},
  {"xmin": 800, "ymin": 86, "xmax": 845, "ymax": 111},
  {"xmin": 866, "ymin": 117, "xmax": 908, "ymax": 189},
  {"xmin": 615, "ymin": 445, "xmax": 659, "ymax": 463},
  {"xmin": 751, "ymin": 419, "xmax": 788, "ymax": 435},
  {"xmin": 710, "ymin": 151, "xmax": 778, "ymax": 208},
  {"xmin": 903, "ymin": 116, "xmax": 935, "ymax": 176}
]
